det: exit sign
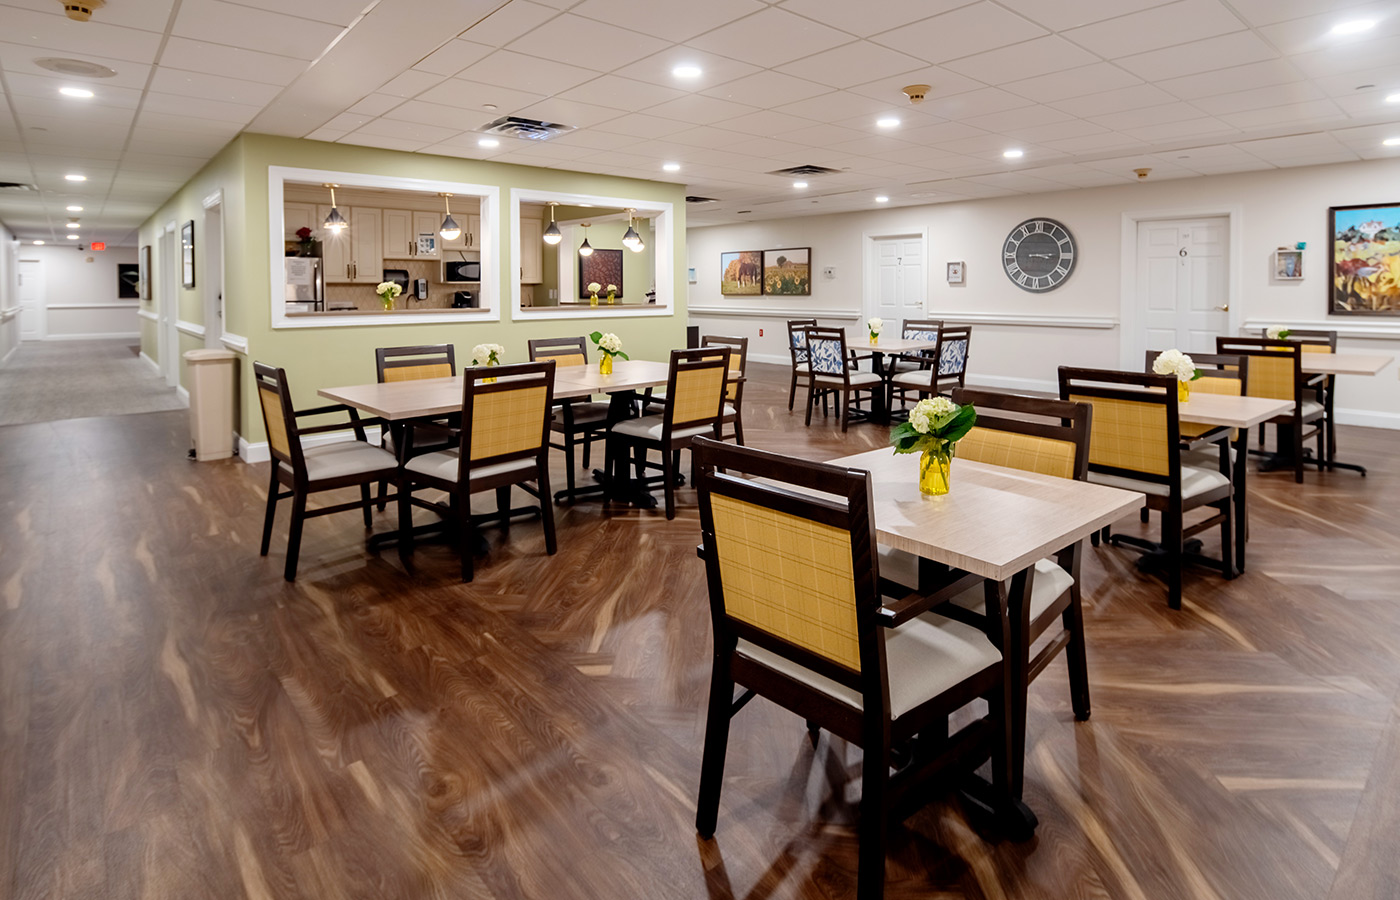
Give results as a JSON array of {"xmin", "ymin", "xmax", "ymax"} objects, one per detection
[{"xmin": 90, "ymin": 242, "xmax": 106, "ymax": 251}]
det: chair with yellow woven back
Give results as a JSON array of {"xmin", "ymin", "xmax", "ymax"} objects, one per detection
[
  {"xmin": 691, "ymin": 437, "xmax": 1019, "ymax": 900},
  {"xmin": 1215, "ymin": 337, "xmax": 1323, "ymax": 483},
  {"xmin": 254, "ymin": 361, "xmax": 401, "ymax": 581},
  {"xmin": 607, "ymin": 347, "xmax": 730, "ymax": 520},
  {"xmin": 529, "ymin": 336, "xmax": 610, "ymax": 500},
  {"xmin": 1059, "ymin": 367, "xmax": 1234, "ymax": 610},
  {"xmin": 641, "ymin": 335, "xmax": 749, "ymax": 445},
  {"xmin": 397, "ymin": 360, "xmax": 557, "ymax": 582},
  {"xmin": 373, "ymin": 344, "xmax": 458, "ymax": 509},
  {"xmin": 1261, "ymin": 328, "xmax": 1339, "ymax": 468},
  {"xmin": 786, "ymin": 318, "xmax": 818, "ymax": 411}
]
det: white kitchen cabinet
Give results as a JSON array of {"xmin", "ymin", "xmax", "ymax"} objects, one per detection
[
  {"xmin": 317, "ymin": 204, "xmax": 353, "ymax": 281},
  {"xmin": 350, "ymin": 207, "xmax": 383, "ymax": 283},
  {"xmin": 519, "ymin": 218, "xmax": 543, "ymax": 283},
  {"xmin": 412, "ymin": 212, "xmax": 442, "ymax": 259},
  {"xmin": 381, "ymin": 208, "xmax": 414, "ymax": 259},
  {"xmin": 283, "ymin": 202, "xmax": 316, "ymax": 239},
  {"xmin": 442, "ymin": 213, "xmax": 482, "ymax": 251}
]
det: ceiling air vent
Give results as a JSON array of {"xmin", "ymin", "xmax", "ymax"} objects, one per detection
[
  {"xmin": 0, "ymin": 182, "xmax": 36, "ymax": 192},
  {"xmin": 35, "ymin": 56, "xmax": 117, "ymax": 78},
  {"xmin": 769, "ymin": 164, "xmax": 841, "ymax": 177},
  {"xmin": 479, "ymin": 116, "xmax": 574, "ymax": 141},
  {"xmin": 685, "ymin": 196, "xmax": 718, "ymax": 204}
]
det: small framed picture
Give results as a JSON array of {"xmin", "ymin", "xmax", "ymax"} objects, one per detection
[
  {"xmin": 1274, "ymin": 249, "xmax": 1303, "ymax": 280},
  {"xmin": 139, "ymin": 245, "xmax": 151, "ymax": 300},
  {"xmin": 181, "ymin": 220, "xmax": 196, "ymax": 288},
  {"xmin": 687, "ymin": 267, "xmax": 697, "ymax": 284},
  {"xmin": 946, "ymin": 261, "xmax": 965, "ymax": 284}
]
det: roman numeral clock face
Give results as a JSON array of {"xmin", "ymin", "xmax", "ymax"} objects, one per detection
[{"xmin": 1002, "ymin": 218, "xmax": 1076, "ymax": 292}]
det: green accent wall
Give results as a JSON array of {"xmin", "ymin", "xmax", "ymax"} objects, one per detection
[{"xmin": 139, "ymin": 133, "xmax": 687, "ymax": 447}]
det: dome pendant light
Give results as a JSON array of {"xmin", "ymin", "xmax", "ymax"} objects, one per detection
[
  {"xmin": 578, "ymin": 222, "xmax": 594, "ymax": 257},
  {"xmin": 438, "ymin": 192, "xmax": 461, "ymax": 241},
  {"xmin": 621, "ymin": 207, "xmax": 643, "ymax": 252},
  {"xmin": 543, "ymin": 201, "xmax": 562, "ymax": 245},
  {"xmin": 322, "ymin": 183, "xmax": 347, "ymax": 234}
]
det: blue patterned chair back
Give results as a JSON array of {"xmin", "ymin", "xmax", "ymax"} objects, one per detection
[
  {"xmin": 806, "ymin": 329, "xmax": 848, "ymax": 376},
  {"xmin": 787, "ymin": 319, "xmax": 817, "ymax": 364},
  {"xmin": 901, "ymin": 319, "xmax": 943, "ymax": 343},
  {"xmin": 937, "ymin": 327, "xmax": 972, "ymax": 378}
]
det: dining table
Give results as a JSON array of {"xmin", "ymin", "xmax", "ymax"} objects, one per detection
[
  {"xmin": 843, "ymin": 336, "xmax": 932, "ymax": 423},
  {"xmin": 1294, "ymin": 352, "xmax": 1394, "ymax": 476},
  {"xmin": 824, "ymin": 447, "xmax": 1145, "ymax": 832}
]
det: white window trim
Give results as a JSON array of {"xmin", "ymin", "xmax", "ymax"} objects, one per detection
[
  {"xmin": 267, "ymin": 165, "xmax": 501, "ymax": 329},
  {"xmin": 509, "ymin": 187, "xmax": 674, "ymax": 321}
]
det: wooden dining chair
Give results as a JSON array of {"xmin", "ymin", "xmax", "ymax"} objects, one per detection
[
  {"xmin": 884, "ymin": 319, "xmax": 943, "ymax": 378},
  {"xmin": 254, "ymin": 361, "xmax": 400, "ymax": 581},
  {"xmin": 373, "ymin": 344, "xmax": 458, "ymax": 510},
  {"xmin": 1260, "ymin": 329, "xmax": 1338, "ymax": 467},
  {"xmin": 691, "ymin": 436, "xmax": 1017, "ymax": 900},
  {"xmin": 528, "ymin": 336, "xmax": 610, "ymax": 498},
  {"xmin": 643, "ymin": 335, "xmax": 748, "ymax": 445},
  {"xmin": 397, "ymin": 360, "xmax": 557, "ymax": 582},
  {"xmin": 805, "ymin": 327, "xmax": 882, "ymax": 432},
  {"xmin": 889, "ymin": 325, "xmax": 973, "ymax": 410},
  {"xmin": 786, "ymin": 318, "xmax": 818, "ymax": 411},
  {"xmin": 1215, "ymin": 337, "xmax": 1323, "ymax": 483},
  {"xmin": 1059, "ymin": 366, "xmax": 1233, "ymax": 610},
  {"xmin": 607, "ymin": 347, "xmax": 730, "ymax": 519}
]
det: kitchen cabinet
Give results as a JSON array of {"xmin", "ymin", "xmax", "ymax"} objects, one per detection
[
  {"xmin": 318, "ymin": 205, "xmax": 382, "ymax": 282},
  {"xmin": 442, "ymin": 214, "xmax": 482, "ymax": 251},
  {"xmin": 318, "ymin": 204, "xmax": 352, "ymax": 281},
  {"xmin": 284, "ymin": 202, "xmax": 317, "ymax": 239},
  {"xmin": 413, "ymin": 212, "xmax": 442, "ymax": 260},
  {"xmin": 382, "ymin": 208, "xmax": 413, "ymax": 259},
  {"xmin": 519, "ymin": 218, "xmax": 542, "ymax": 283}
]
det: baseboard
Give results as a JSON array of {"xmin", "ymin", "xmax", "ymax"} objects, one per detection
[
  {"xmin": 1, "ymin": 343, "xmax": 16, "ymax": 367},
  {"xmin": 44, "ymin": 331, "xmax": 140, "ymax": 341},
  {"xmin": 175, "ymin": 385, "xmax": 190, "ymax": 406},
  {"xmin": 1334, "ymin": 407, "xmax": 1400, "ymax": 430},
  {"xmin": 961, "ymin": 374, "xmax": 1059, "ymax": 395},
  {"xmin": 750, "ymin": 352, "xmax": 790, "ymax": 366},
  {"xmin": 139, "ymin": 351, "xmax": 160, "ymax": 373},
  {"xmin": 238, "ymin": 425, "xmax": 383, "ymax": 464}
]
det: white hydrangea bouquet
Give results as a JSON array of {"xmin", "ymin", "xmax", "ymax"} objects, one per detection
[
  {"xmin": 1266, "ymin": 325, "xmax": 1293, "ymax": 340},
  {"xmin": 867, "ymin": 316, "xmax": 883, "ymax": 343},
  {"xmin": 890, "ymin": 395, "xmax": 977, "ymax": 496},
  {"xmin": 589, "ymin": 330, "xmax": 628, "ymax": 374},
  {"xmin": 471, "ymin": 342, "xmax": 504, "ymax": 382},
  {"xmin": 587, "ymin": 281, "xmax": 602, "ymax": 306},
  {"xmin": 1152, "ymin": 348, "xmax": 1202, "ymax": 401},
  {"xmin": 375, "ymin": 281, "xmax": 402, "ymax": 311},
  {"xmin": 606, "ymin": 283, "xmax": 618, "ymax": 304}
]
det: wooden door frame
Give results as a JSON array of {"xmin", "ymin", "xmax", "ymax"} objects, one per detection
[
  {"xmin": 201, "ymin": 189, "xmax": 225, "ymax": 349},
  {"xmin": 1119, "ymin": 206, "xmax": 1240, "ymax": 368},
  {"xmin": 862, "ymin": 227, "xmax": 929, "ymax": 326}
]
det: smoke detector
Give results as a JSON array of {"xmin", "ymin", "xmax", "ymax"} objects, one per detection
[
  {"xmin": 1134, "ymin": 167, "xmax": 1152, "ymax": 180},
  {"xmin": 902, "ymin": 84, "xmax": 931, "ymax": 104},
  {"xmin": 59, "ymin": 0, "xmax": 105, "ymax": 21}
]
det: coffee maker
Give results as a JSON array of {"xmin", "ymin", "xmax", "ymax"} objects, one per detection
[{"xmin": 451, "ymin": 290, "xmax": 476, "ymax": 308}]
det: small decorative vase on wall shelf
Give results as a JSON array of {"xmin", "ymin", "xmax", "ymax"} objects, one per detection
[
  {"xmin": 589, "ymin": 292, "xmax": 599, "ymax": 307},
  {"xmin": 600, "ymin": 354, "xmax": 613, "ymax": 375},
  {"xmin": 919, "ymin": 443, "xmax": 952, "ymax": 496},
  {"xmin": 607, "ymin": 292, "xmax": 615, "ymax": 305},
  {"xmin": 1178, "ymin": 380, "xmax": 1190, "ymax": 402}
]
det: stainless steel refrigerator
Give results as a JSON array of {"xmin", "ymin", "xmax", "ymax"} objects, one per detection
[{"xmin": 284, "ymin": 257, "xmax": 324, "ymax": 312}]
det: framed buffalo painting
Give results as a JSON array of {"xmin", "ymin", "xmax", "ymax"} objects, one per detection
[
  {"xmin": 720, "ymin": 250, "xmax": 761, "ymax": 296},
  {"xmin": 1330, "ymin": 202, "xmax": 1400, "ymax": 316}
]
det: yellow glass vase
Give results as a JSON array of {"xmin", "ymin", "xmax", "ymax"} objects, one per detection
[
  {"xmin": 600, "ymin": 354, "xmax": 613, "ymax": 375},
  {"xmin": 607, "ymin": 292, "xmax": 615, "ymax": 305},
  {"xmin": 870, "ymin": 333, "xmax": 879, "ymax": 344},
  {"xmin": 919, "ymin": 442, "xmax": 953, "ymax": 496},
  {"xmin": 1178, "ymin": 379, "xmax": 1190, "ymax": 402},
  {"xmin": 590, "ymin": 293, "xmax": 598, "ymax": 307}
]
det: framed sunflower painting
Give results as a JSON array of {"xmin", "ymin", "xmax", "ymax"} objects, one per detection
[{"xmin": 1330, "ymin": 202, "xmax": 1400, "ymax": 316}]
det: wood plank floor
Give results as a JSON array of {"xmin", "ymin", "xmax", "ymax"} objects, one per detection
[{"xmin": 2, "ymin": 362, "xmax": 1398, "ymax": 900}]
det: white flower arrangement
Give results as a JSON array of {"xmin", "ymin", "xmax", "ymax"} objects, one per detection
[
  {"xmin": 867, "ymin": 317, "xmax": 883, "ymax": 337},
  {"xmin": 471, "ymin": 343, "xmax": 504, "ymax": 366},
  {"xmin": 374, "ymin": 281, "xmax": 403, "ymax": 298},
  {"xmin": 1152, "ymin": 348, "xmax": 1200, "ymax": 382},
  {"xmin": 589, "ymin": 330, "xmax": 629, "ymax": 359},
  {"xmin": 1266, "ymin": 325, "xmax": 1292, "ymax": 340},
  {"xmin": 908, "ymin": 396, "xmax": 956, "ymax": 434},
  {"xmin": 587, "ymin": 281, "xmax": 602, "ymax": 294},
  {"xmin": 891, "ymin": 395, "xmax": 976, "ymax": 455},
  {"xmin": 606, "ymin": 283, "xmax": 617, "ymax": 293}
]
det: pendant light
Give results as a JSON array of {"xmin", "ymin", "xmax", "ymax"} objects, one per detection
[
  {"xmin": 621, "ymin": 208, "xmax": 643, "ymax": 251},
  {"xmin": 578, "ymin": 222, "xmax": 594, "ymax": 257},
  {"xmin": 438, "ymin": 192, "xmax": 460, "ymax": 241},
  {"xmin": 322, "ymin": 183, "xmax": 347, "ymax": 233},
  {"xmin": 542, "ymin": 201, "xmax": 562, "ymax": 245}
]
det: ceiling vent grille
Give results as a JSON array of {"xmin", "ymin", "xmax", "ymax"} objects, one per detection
[
  {"xmin": 769, "ymin": 164, "xmax": 841, "ymax": 177},
  {"xmin": 0, "ymin": 182, "xmax": 36, "ymax": 192},
  {"xmin": 35, "ymin": 56, "xmax": 117, "ymax": 77},
  {"xmin": 685, "ymin": 195, "xmax": 718, "ymax": 203},
  {"xmin": 479, "ymin": 116, "xmax": 574, "ymax": 141}
]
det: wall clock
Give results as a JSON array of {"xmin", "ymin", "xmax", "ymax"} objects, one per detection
[{"xmin": 1002, "ymin": 218, "xmax": 1075, "ymax": 292}]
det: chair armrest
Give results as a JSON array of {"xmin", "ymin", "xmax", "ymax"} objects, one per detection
[{"xmin": 294, "ymin": 403, "xmax": 353, "ymax": 417}]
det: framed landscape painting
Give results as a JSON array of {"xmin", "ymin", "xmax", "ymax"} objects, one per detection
[
  {"xmin": 720, "ymin": 250, "xmax": 761, "ymax": 295},
  {"xmin": 763, "ymin": 247, "xmax": 811, "ymax": 296},
  {"xmin": 1330, "ymin": 202, "xmax": 1400, "ymax": 315}
]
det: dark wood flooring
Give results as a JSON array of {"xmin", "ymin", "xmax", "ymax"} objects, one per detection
[{"xmin": 2, "ymin": 362, "xmax": 1398, "ymax": 899}]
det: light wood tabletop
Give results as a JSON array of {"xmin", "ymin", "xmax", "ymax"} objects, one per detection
[
  {"xmin": 551, "ymin": 358, "xmax": 673, "ymax": 394},
  {"xmin": 1301, "ymin": 353, "xmax": 1392, "ymax": 376},
  {"xmin": 1178, "ymin": 393, "xmax": 1293, "ymax": 428},
  {"xmin": 826, "ymin": 448, "xmax": 1144, "ymax": 582}
]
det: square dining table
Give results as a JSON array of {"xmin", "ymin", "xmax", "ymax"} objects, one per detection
[
  {"xmin": 842, "ymin": 336, "xmax": 931, "ymax": 423},
  {"xmin": 1296, "ymin": 352, "xmax": 1394, "ymax": 475}
]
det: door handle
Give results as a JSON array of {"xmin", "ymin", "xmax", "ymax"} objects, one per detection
[{"xmin": 1216, "ymin": 304, "xmax": 1229, "ymax": 311}]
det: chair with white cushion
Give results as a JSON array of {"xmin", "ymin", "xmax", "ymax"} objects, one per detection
[
  {"xmin": 884, "ymin": 319, "xmax": 943, "ymax": 378},
  {"xmin": 397, "ymin": 359, "xmax": 558, "ymax": 582},
  {"xmin": 254, "ymin": 361, "xmax": 400, "ymax": 581},
  {"xmin": 804, "ymin": 327, "xmax": 881, "ymax": 432},
  {"xmin": 890, "ymin": 325, "xmax": 972, "ymax": 411},
  {"xmin": 785, "ymin": 318, "xmax": 818, "ymax": 411},
  {"xmin": 1216, "ymin": 337, "xmax": 1324, "ymax": 484},
  {"xmin": 1059, "ymin": 366, "xmax": 1234, "ymax": 610},
  {"xmin": 529, "ymin": 336, "xmax": 610, "ymax": 499}
]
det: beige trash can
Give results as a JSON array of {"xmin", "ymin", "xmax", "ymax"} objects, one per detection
[{"xmin": 184, "ymin": 348, "xmax": 237, "ymax": 461}]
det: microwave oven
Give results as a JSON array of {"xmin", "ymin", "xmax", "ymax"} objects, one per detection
[{"xmin": 442, "ymin": 259, "xmax": 481, "ymax": 283}]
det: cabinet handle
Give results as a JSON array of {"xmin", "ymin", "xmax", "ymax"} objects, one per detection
[{"xmin": 346, "ymin": 264, "xmax": 351, "ymax": 279}]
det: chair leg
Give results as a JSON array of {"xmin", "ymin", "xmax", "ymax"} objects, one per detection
[
  {"xmin": 1139, "ymin": 507, "xmax": 1150, "ymax": 524},
  {"xmin": 1294, "ymin": 422, "xmax": 1305, "ymax": 484},
  {"xmin": 1219, "ymin": 495, "xmax": 1235, "ymax": 580},
  {"xmin": 359, "ymin": 484, "xmax": 373, "ymax": 528},
  {"xmin": 840, "ymin": 389, "xmax": 850, "ymax": 433},
  {"xmin": 397, "ymin": 474, "xmax": 414, "ymax": 561},
  {"xmin": 458, "ymin": 490, "xmax": 475, "ymax": 583},
  {"xmin": 632, "ymin": 441, "xmax": 647, "ymax": 485},
  {"xmin": 376, "ymin": 477, "xmax": 389, "ymax": 513},
  {"xmin": 856, "ymin": 734, "xmax": 889, "ymax": 900},
  {"xmin": 563, "ymin": 433, "xmax": 578, "ymax": 497},
  {"xmin": 283, "ymin": 490, "xmax": 307, "ymax": 582},
  {"xmin": 496, "ymin": 486, "xmax": 512, "ymax": 527},
  {"xmin": 581, "ymin": 431, "xmax": 593, "ymax": 469},
  {"xmin": 1063, "ymin": 584, "xmax": 1091, "ymax": 721},
  {"xmin": 537, "ymin": 465, "xmax": 557, "ymax": 556},
  {"xmin": 695, "ymin": 655, "xmax": 735, "ymax": 839},
  {"xmin": 788, "ymin": 367, "xmax": 798, "ymax": 411},
  {"xmin": 260, "ymin": 465, "xmax": 279, "ymax": 557},
  {"xmin": 1163, "ymin": 507, "xmax": 1183, "ymax": 610},
  {"xmin": 804, "ymin": 381, "xmax": 816, "ymax": 427},
  {"xmin": 662, "ymin": 450, "xmax": 677, "ymax": 520},
  {"xmin": 732, "ymin": 412, "xmax": 744, "ymax": 446}
]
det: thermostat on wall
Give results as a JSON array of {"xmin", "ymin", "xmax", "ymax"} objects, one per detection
[{"xmin": 822, "ymin": 266, "xmax": 835, "ymax": 279}]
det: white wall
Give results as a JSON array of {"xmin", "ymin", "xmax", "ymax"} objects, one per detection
[
  {"xmin": 687, "ymin": 156, "xmax": 1400, "ymax": 429},
  {"xmin": 0, "ymin": 224, "xmax": 18, "ymax": 365},
  {"xmin": 14, "ymin": 244, "xmax": 140, "ymax": 341}
]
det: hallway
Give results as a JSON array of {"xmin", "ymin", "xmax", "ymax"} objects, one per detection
[{"xmin": 0, "ymin": 339, "xmax": 184, "ymax": 427}]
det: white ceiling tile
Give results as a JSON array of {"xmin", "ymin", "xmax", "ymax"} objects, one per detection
[
  {"xmin": 1005, "ymin": 118, "xmax": 1114, "ymax": 143},
  {"xmin": 777, "ymin": 0, "xmax": 972, "ymax": 38},
  {"xmin": 1193, "ymin": 82, "xmax": 1326, "ymax": 115},
  {"xmin": 869, "ymin": 3, "xmax": 1047, "ymax": 65},
  {"xmin": 572, "ymin": 112, "xmax": 685, "ymax": 139},
  {"xmin": 775, "ymin": 42, "xmax": 927, "ymax": 90},
  {"xmin": 961, "ymin": 104, "xmax": 1073, "ymax": 134},
  {"xmin": 701, "ymin": 70, "xmax": 831, "ymax": 107},
  {"xmin": 0, "ymin": 42, "xmax": 152, "ymax": 91},
  {"xmin": 304, "ymin": 126, "xmax": 349, "ymax": 142},
  {"xmin": 775, "ymin": 91, "xmax": 902, "ymax": 121},
  {"xmin": 1090, "ymin": 101, "xmax": 1210, "ymax": 130},
  {"xmin": 3, "ymin": 76, "xmax": 144, "ymax": 110},
  {"xmin": 379, "ymin": 99, "xmax": 479, "ymax": 129},
  {"xmin": 347, "ymin": 118, "xmax": 460, "ymax": 144},
  {"xmin": 1001, "ymin": 63, "xmax": 1143, "ymax": 103},
  {"xmin": 714, "ymin": 110, "xmax": 821, "ymax": 140},
  {"xmin": 555, "ymin": 75, "xmax": 686, "ymax": 112},
  {"xmin": 645, "ymin": 94, "xmax": 760, "ymax": 125},
  {"xmin": 1121, "ymin": 117, "xmax": 1239, "ymax": 141},
  {"xmin": 1064, "ymin": 0, "xmax": 1247, "ymax": 58},
  {"xmin": 570, "ymin": 0, "xmax": 766, "ymax": 43},
  {"xmin": 1333, "ymin": 91, "xmax": 1400, "ymax": 116},
  {"xmin": 148, "ymin": 68, "xmax": 283, "ymax": 106},
  {"xmin": 0, "ymin": 7, "xmax": 164, "ymax": 65},
  {"xmin": 459, "ymin": 1, "xmax": 559, "ymax": 46},
  {"xmin": 610, "ymin": 47, "xmax": 762, "ymax": 92},
  {"xmin": 505, "ymin": 15, "xmax": 670, "ymax": 70},
  {"xmin": 689, "ymin": 8, "xmax": 852, "ymax": 68},
  {"xmin": 1314, "ymin": 67, "xmax": 1400, "ymax": 98},
  {"xmin": 1255, "ymin": 1, "xmax": 1400, "ymax": 55},
  {"xmin": 415, "ymin": 78, "xmax": 547, "ymax": 114},
  {"xmin": 1044, "ymin": 132, "xmax": 1147, "ymax": 153},
  {"xmin": 134, "ymin": 111, "xmax": 245, "ymax": 136},
  {"xmin": 411, "ymin": 39, "xmax": 494, "ymax": 77},
  {"xmin": 1289, "ymin": 35, "xmax": 1398, "ymax": 78},
  {"xmin": 214, "ymin": 0, "xmax": 365, "ymax": 27},
  {"xmin": 8, "ymin": 99, "xmax": 135, "ymax": 128},
  {"xmin": 1008, "ymin": 0, "xmax": 1178, "ymax": 29},
  {"xmin": 157, "ymin": 37, "xmax": 309, "ymax": 86},
  {"xmin": 944, "ymin": 36, "xmax": 1099, "ymax": 85},
  {"xmin": 1156, "ymin": 59, "xmax": 1308, "ymax": 100},
  {"xmin": 1115, "ymin": 30, "xmax": 1280, "ymax": 81},
  {"xmin": 1220, "ymin": 97, "xmax": 1347, "ymax": 128},
  {"xmin": 512, "ymin": 97, "xmax": 623, "ymax": 129},
  {"xmin": 725, "ymin": 135, "xmax": 826, "ymax": 159},
  {"xmin": 1052, "ymin": 83, "xmax": 1179, "ymax": 117},
  {"xmin": 139, "ymin": 92, "xmax": 261, "ymax": 123},
  {"xmin": 322, "ymin": 112, "xmax": 377, "ymax": 132},
  {"xmin": 172, "ymin": 0, "xmax": 344, "ymax": 60},
  {"xmin": 1222, "ymin": 0, "xmax": 1375, "ymax": 28},
  {"xmin": 660, "ymin": 126, "xmax": 751, "ymax": 149},
  {"xmin": 456, "ymin": 50, "xmax": 603, "ymax": 96},
  {"xmin": 348, "ymin": 94, "xmax": 404, "ymax": 117},
  {"xmin": 883, "ymin": 120, "xmax": 988, "ymax": 145},
  {"xmin": 548, "ymin": 129, "xmax": 638, "ymax": 151},
  {"xmin": 377, "ymin": 69, "xmax": 445, "ymax": 99},
  {"xmin": 1237, "ymin": 132, "xmax": 1350, "ymax": 158},
  {"xmin": 919, "ymin": 87, "xmax": 1036, "ymax": 120}
]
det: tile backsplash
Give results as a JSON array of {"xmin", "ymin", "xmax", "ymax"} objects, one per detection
[{"xmin": 323, "ymin": 257, "xmax": 472, "ymax": 310}]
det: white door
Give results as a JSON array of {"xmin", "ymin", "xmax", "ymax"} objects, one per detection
[
  {"xmin": 203, "ymin": 201, "xmax": 224, "ymax": 348},
  {"xmin": 18, "ymin": 260, "xmax": 44, "ymax": 341},
  {"xmin": 1137, "ymin": 217, "xmax": 1229, "ymax": 359},
  {"xmin": 868, "ymin": 235, "xmax": 925, "ymax": 333}
]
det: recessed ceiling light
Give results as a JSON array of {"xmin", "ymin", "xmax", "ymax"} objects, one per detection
[
  {"xmin": 875, "ymin": 195, "xmax": 889, "ymax": 203},
  {"xmin": 65, "ymin": 173, "xmax": 86, "ymax": 181},
  {"xmin": 1384, "ymin": 137, "xmax": 1400, "ymax": 146},
  {"xmin": 1387, "ymin": 92, "xmax": 1400, "ymax": 103},
  {"xmin": 672, "ymin": 64, "xmax": 702, "ymax": 79},
  {"xmin": 477, "ymin": 137, "xmax": 499, "ymax": 148},
  {"xmin": 32, "ymin": 240, "xmax": 45, "ymax": 245},
  {"xmin": 66, "ymin": 205, "xmax": 83, "ymax": 211},
  {"xmin": 793, "ymin": 181, "xmax": 808, "ymax": 189},
  {"xmin": 1003, "ymin": 149, "xmax": 1024, "ymax": 159},
  {"xmin": 1331, "ymin": 19, "xmax": 1375, "ymax": 35},
  {"xmin": 66, "ymin": 234, "xmax": 79, "ymax": 239},
  {"xmin": 482, "ymin": 103, "xmax": 497, "ymax": 110},
  {"xmin": 59, "ymin": 86, "xmax": 93, "ymax": 98},
  {"xmin": 662, "ymin": 162, "xmax": 680, "ymax": 172},
  {"xmin": 876, "ymin": 116, "xmax": 900, "ymax": 128},
  {"xmin": 66, "ymin": 222, "xmax": 80, "ymax": 229}
]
